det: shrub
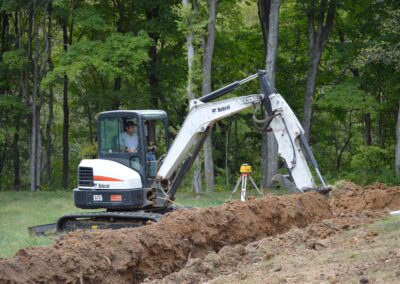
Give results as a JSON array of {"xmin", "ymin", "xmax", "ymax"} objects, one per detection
[{"xmin": 345, "ymin": 146, "xmax": 400, "ymax": 185}]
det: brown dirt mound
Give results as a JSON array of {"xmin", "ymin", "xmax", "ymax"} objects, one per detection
[
  {"xmin": 329, "ymin": 181, "xmax": 400, "ymax": 213},
  {"xmin": 0, "ymin": 192, "xmax": 330, "ymax": 283},
  {"xmin": 148, "ymin": 212, "xmax": 381, "ymax": 284}
]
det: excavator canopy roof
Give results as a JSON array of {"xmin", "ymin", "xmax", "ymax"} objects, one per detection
[{"xmin": 98, "ymin": 110, "xmax": 168, "ymax": 120}]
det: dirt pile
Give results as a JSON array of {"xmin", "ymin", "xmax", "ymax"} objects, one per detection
[
  {"xmin": 330, "ymin": 181, "xmax": 400, "ymax": 213},
  {"xmin": 148, "ymin": 212, "xmax": 382, "ymax": 284},
  {"xmin": 1, "ymin": 182, "xmax": 399, "ymax": 284},
  {"xmin": 186, "ymin": 213, "xmax": 400, "ymax": 284},
  {"xmin": 0, "ymin": 192, "xmax": 330, "ymax": 283}
]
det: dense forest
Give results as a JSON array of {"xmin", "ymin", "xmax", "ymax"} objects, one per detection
[{"xmin": 0, "ymin": 0, "xmax": 399, "ymax": 192}]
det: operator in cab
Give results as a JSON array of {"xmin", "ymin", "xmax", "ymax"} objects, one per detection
[{"xmin": 120, "ymin": 121, "xmax": 138, "ymax": 153}]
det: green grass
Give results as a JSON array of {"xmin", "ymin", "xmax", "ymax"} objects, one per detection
[
  {"xmin": 0, "ymin": 189, "xmax": 266, "ymax": 258},
  {"xmin": 367, "ymin": 215, "xmax": 400, "ymax": 233},
  {"xmin": 0, "ymin": 191, "xmax": 89, "ymax": 258},
  {"xmin": 176, "ymin": 191, "xmax": 237, "ymax": 207}
]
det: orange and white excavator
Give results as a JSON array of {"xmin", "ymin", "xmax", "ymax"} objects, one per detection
[{"xmin": 29, "ymin": 71, "xmax": 329, "ymax": 235}]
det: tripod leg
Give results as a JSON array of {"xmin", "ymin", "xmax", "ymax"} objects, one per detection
[
  {"xmin": 249, "ymin": 176, "xmax": 263, "ymax": 195},
  {"xmin": 232, "ymin": 176, "xmax": 242, "ymax": 194},
  {"xmin": 241, "ymin": 175, "xmax": 247, "ymax": 201}
]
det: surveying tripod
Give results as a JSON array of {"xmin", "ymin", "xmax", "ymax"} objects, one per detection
[{"xmin": 231, "ymin": 164, "xmax": 263, "ymax": 201}]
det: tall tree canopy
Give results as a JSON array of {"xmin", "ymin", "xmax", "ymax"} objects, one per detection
[{"xmin": 0, "ymin": 0, "xmax": 398, "ymax": 192}]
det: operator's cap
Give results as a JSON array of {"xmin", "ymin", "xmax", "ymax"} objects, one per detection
[{"xmin": 126, "ymin": 121, "xmax": 136, "ymax": 127}]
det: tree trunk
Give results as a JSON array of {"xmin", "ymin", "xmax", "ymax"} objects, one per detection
[
  {"xmin": 302, "ymin": 0, "xmax": 336, "ymax": 141},
  {"xmin": 31, "ymin": 0, "xmax": 50, "ymax": 191},
  {"xmin": 395, "ymin": 97, "xmax": 400, "ymax": 176},
  {"xmin": 46, "ymin": 3, "xmax": 53, "ymax": 183},
  {"xmin": 0, "ymin": 135, "xmax": 10, "ymax": 190},
  {"xmin": 303, "ymin": 49, "xmax": 321, "ymax": 140},
  {"xmin": 0, "ymin": 12, "xmax": 9, "ymax": 56},
  {"xmin": 35, "ymin": 118, "xmax": 43, "ymax": 190},
  {"xmin": 257, "ymin": 0, "xmax": 270, "ymax": 53},
  {"xmin": 62, "ymin": 21, "xmax": 69, "ymax": 189},
  {"xmin": 13, "ymin": 12, "xmax": 21, "ymax": 190},
  {"xmin": 112, "ymin": 0, "xmax": 125, "ymax": 109},
  {"xmin": 377, "ymin": 92, "xmax": 385, "ymax": 148},
  {"xmin": 30, "ymin": 0, "xmax": 39, "ymax": 191},
  {"xmin": 202, "ymin": 0, "xmax": 217, "ymax": 193},
  {"xmin": 336, "ymin": 113, "xmax": 353, "ymax": 171},
  {"xmin": 363, "ymin": 113, "xmax": 372, "ymax": 146},
  {"xmin": 84, "ymin": 103, "xmax": 95, "ymax": 144},
  {"xmin": 113, "ymin": 77, "xmax": 121, "ymax": 109},
  {"xmin": 12, "ymin": 123, "xmax": 20, "ymax": 190},
  {"xmin": 46, "ymin": 85, "xmax": 54, "ymax": 182},
  {"xmin": 23, "ymin": 7, "xmax": 32, "ymax": 186},
  {"xmin": 183, "ymin": 0, "xmax": 202, "ymax": 196},
  {"xmin": 146, "ymin": 5, "xmax": 160, "ymax": 108},
  {"xmin": 225, "ymin": 119, "xmax": 232, "ymax": 189},
  {"xmin": 259, "ymin": 0, "xmax": 279, "ymax": 189}
]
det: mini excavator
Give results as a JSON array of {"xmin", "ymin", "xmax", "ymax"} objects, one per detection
[{"xmin": 29, "ymin": 71, "xmax": 330, "ymax": 235}]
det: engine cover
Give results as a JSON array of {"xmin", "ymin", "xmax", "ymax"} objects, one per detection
[
  {"xmin": 78, "ymin": 159, "xmax": 142, "ymax": 190},
  {"xmin": 75, "ymin": 159, "xmax": 152, "ymax": 210}
]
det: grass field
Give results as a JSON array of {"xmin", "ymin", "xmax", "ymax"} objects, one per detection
[{"xmin": 0, "ymin": 189, "xmax": 258, "ymax": 258}]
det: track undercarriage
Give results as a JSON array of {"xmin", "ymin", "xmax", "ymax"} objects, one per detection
[{"xmin": 28, "ymin": 207, "xmax": 177, "ymax": 236}]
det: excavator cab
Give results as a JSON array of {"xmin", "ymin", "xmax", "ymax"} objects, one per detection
[
  {"xmin": 73, "ymin": 110, "xmax": 170, "ymax": 211},
  {"xmin": 97, "ymin": 110, "xmax": 170, "ymax": 186}
]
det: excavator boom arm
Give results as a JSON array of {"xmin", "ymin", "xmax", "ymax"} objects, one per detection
[
  {"xmin": 156, "ymin": 94, "xmax": 264, "ymax": 182},
  {"xmin": 155, "ymin": 71, "xmax": 327, "ymax": 198}
]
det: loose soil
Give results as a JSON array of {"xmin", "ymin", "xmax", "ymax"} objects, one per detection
[
  {"xmin": 329, "ymin": 182, "xmax": 400, "ymax": 213},
  {"xmin": 159, "ymin": 212, "xmax": 400, "ymax": 284},
  {"xmin": 1, "ymin": 182, "xmax": 400, "ymax": 284}
]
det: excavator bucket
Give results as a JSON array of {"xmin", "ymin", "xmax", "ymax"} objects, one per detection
[{"xmin": 28, "ymin": 223, "xmax": 57, "ymax": 236}]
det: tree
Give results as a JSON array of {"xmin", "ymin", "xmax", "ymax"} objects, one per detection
[
  {"xmin": 45, "ymin": 0, "xmax": 54, "ymax": 183},
  {"xmin": 396, "ymin": 97, "xmax": 400, "ymax": 176},
  {"xmin": 52, "ymin": 0, "xmax": 75, "ymax": 189},
  {"xmin": 202, "ymin": 0, "xmax": 217, "ymax": 192},
  {"xmin": 0, "ymin": 0, "xmax": 398, "ymax": 190},
  {"xmin": 258, "ymin": 0, "xmax": 280, "ymax": 189},
  {"xmin": 29, "ymin": 0, "xmax": 50, "ymax": 191},
  {"xmin": 301, "ymin": 0, "xmax": 336, "ymax": 141},
  {"xmin": 357, "ymin": 7, "xmax": 400, "ymax": 176},
  {"xmin": 181, "ymin": 0, "xmax": 202, "ymax": 195}
]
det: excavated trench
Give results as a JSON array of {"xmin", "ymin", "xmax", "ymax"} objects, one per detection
[{"xmin": 0, "ymin": 182, "xmax": 399, "ymax": 283}]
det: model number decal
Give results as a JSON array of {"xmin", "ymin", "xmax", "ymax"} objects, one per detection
[
  {"xmin": 93, "ymin": 195, "xmax": 103, "ymax": 201},
  {"xmin": 240, "ymin": 97, "xmax": 257, "ymax": 104},
  {"xmin": 98, "ymin": 183, "xmax": 110, "ymax": 189},
  {"xmin": 212, "ymin": 105, "xmax": 231, "ymax": 113}
]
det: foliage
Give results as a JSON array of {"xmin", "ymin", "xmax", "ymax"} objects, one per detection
[
  {"xmin": 0, "ymin": 0, "xmax": 399, "ymax": 192},
  {"xmin": 44, "ymin": 32, "xmax": 152, "ymax": 86},
  {"xmin": 345, "ymin": 146, "xmax": 400, "ymax": 185},
  {"xmin": 358, "ymin": 9, "xmax": 400, "ymax": 70},
  {"xmin": 2, "ymin": 49, "xmax": 29, "ymax": 71}
]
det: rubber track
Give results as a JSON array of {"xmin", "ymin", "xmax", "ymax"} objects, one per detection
[{"xmin": 56, "ymin": 211, "xmax": 163, "ymax": 232}]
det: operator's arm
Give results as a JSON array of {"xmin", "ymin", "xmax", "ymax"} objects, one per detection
[{"xmin": 119, "ymin": 133, "xmax": 126, "ymax": 152}]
